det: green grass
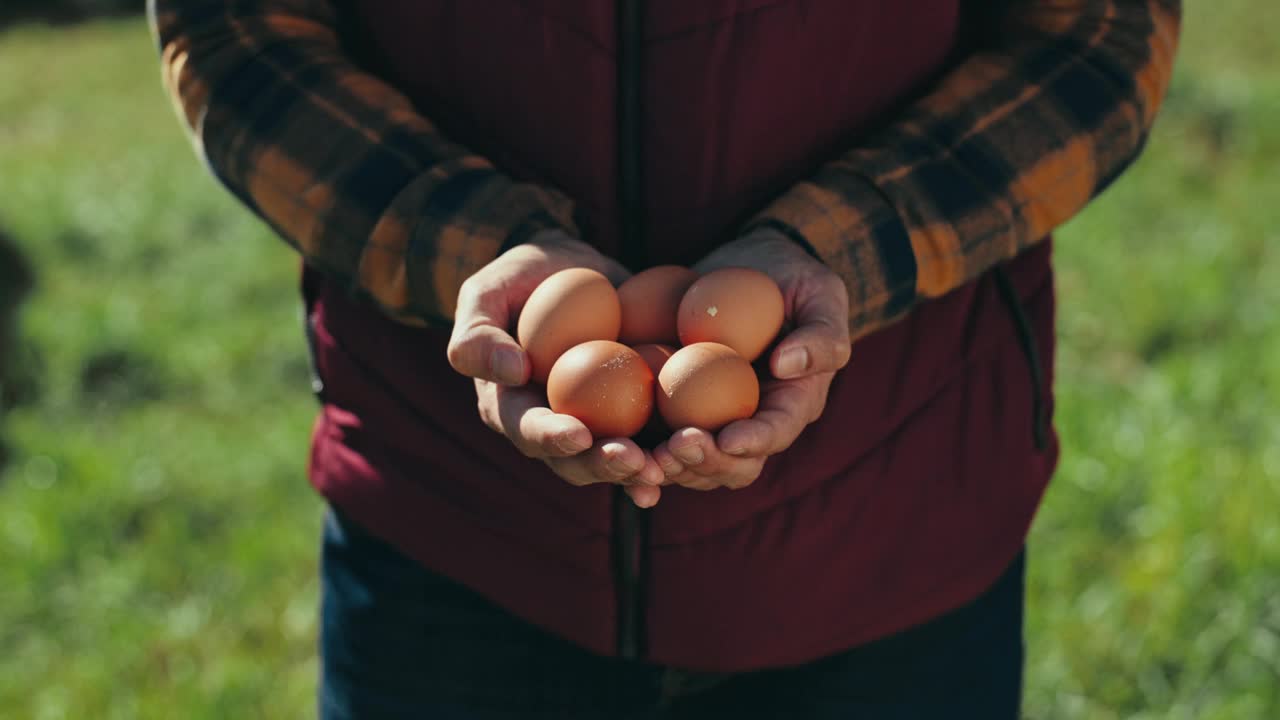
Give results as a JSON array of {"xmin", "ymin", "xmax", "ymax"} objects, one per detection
[
  {"xmin": 1023, "ymin": 4, "xmax": 1280, "ymax": 715},
  {"xmin": 0, "ymin": 18, "xmax": 320, "ymax": 720},
  {"xmin": 1, "ymin": 5, "xmax": 1277, "ymax": 718}
]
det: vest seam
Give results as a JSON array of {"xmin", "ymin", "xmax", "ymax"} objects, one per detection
[{"xmin": 646, "ymin": 0, "xmax": 813, "ymax": 46}]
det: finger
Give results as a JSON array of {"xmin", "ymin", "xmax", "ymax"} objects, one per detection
[
  {"xmin": 632, "ymin": 453, "xmax": 666, "ymax": 487},
  {"xmin": 493, "ymin": 384, "xmax": 591, "ymax": 457},
  {"xmin": 771, "ymin": 322, "xmax": 851, "ymax": 380},
  {"xmin": 518, "ymin": 410, "xmax": 594, "ymax": 458},
  {"xmin": 448, "ymin": 280, "xmax": 529, "ymax": 385},
  {"xmin": 594, "ymin": 440, "xmax": 648, "ymax": 482},
  {"xmin": 660, "ymin": 465, "xmax": 736, "ymax": 491},
  {"xmin": 716, "ymin": 378, "xmax": 818, "ymax": 457},
  {"xmin": 474, "ymin": 379, "xmax": 501, "ymax": 433},
  {"xmin": 663, "ymin": 428, "xmax": 765, "ymax": 491},
  {"xmin": 772, "ymin": 282, "xmax": 852, "ymax": 380},
  {"xmin": 546, "ymin": 438, "xmax": 651, "ymax": 487},
  {"xmin": 706, "ymin": 455, "xmax": 766, "ymax": 491},
  {"xmin": 675, "ymin": 476, "xmax": 720, "ymax": 492},
  {"xmin": 666, "ymin": 427, "xmax": 713, "ymax": 469},
  {"xmin": 666, "ymin": 459, "xmax": 764, "ymax": 492},
  {"xmin": 625, "ymin": 484, "xmax": 661, "ymax": 509},
  {"xmin": 652, "ymin": 444, "xmax": 685, "ymax": 480},
  {"xmin": 549, "ymin": 440, "xmax": 646, "ymax": 487}
]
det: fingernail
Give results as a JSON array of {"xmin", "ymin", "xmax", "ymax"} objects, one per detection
[
  {"xmin": 604, "ymin": 444, "xmax": 641, "ymax": 476},
  {"xmin": 490, "ymin": 347, "xmax": 524, "ymax": 384},
  {"xmin": 638, "ymin": 465, "xmax": 664, "ymax": 486},
  {"xmin": 635, "ymin": 491, "xmax": 659, "ymax": 509},
  {"xmin": 777, "ymin": 347, "xmax": 810, "ymax": 379},
  {"xmin": 723, "ymin": 445, "xmax": 748, "ymax": 456},
  {"xmin": 658, "ymin": 457, "xmax": 682, "ymax": 477},
  {"xmin": 673, "ymin": 445, "xmax": 704, "ymax": 466}
]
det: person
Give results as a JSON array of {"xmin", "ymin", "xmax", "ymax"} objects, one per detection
[{"xmin": 150, "ymin": 1, "xmax": 1181, "ymax": 716}]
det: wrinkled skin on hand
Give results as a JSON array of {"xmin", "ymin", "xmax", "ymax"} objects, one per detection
[
  {"xmin": 651, "ymin": 229, "xmax": 852, "ymax": 492},
  {"xmin": 447, "ymin": 230, "xmax": 664, "ymax": 507}
]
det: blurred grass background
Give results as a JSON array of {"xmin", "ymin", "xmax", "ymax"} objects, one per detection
[{"xmin": 1, "ymin": 3, "xmax": 1277, "ymax": 718}]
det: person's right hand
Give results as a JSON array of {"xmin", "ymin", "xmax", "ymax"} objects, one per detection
[{"xmin": 447, "ymin": 230, "xmax": 665, "ymax": 507}]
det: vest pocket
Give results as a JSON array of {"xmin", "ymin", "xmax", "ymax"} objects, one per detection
[{"xmin": 992, "ymin": 266, "xmax": 1048, "ymax": 452}]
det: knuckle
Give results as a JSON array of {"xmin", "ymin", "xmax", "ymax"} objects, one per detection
[
  {"xmin": 729, "ymin": 467, "xmax": 762, "ymax": 490},
  {"xmin": 448, "ymin": 329, "xmax": 491, "ymax": 375},
  {"xmin": 824, "ymin": 340, "xmax": 855, "ymax": 368},
  {"xmin": 834, "ymin": 341, "xmax": 853, "ymax": 367},
  {"xmin": 446, "ymin": 340, "xmax": 469, "ymax": 373},
  {"xmin": 458, "ymin": 273, "xmax": 485, "ymax": 298},
  {"xmin": 826, "ymin": 275, "xmax": 850, "ymax": 302},
  {"xmin": 475, "ymin": 287, "xmax": 507, "ymax": 314}
]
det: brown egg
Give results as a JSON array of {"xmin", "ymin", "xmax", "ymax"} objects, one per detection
[
  {"xmin": 657, "ymin": 342, "xmax": 759, "ymax": 432},
  {"xmin": 617, "ymin": 265, "xmax": 698, "ymax": 345},
  {"xmin": 547, "ymin": 341, "xmax": 654, "ymax": 438},
  {"xmin": 517, "ymin": 268, "xmax": 622, "ymax": 383},
  {"xmin": 633, "ymin": 343, "xmax": 676, "ymax": 377},
  {"xmin": 677, "ymin": 268, "xmax": 784, "ymax": 362},
  {"xmin": 632, "ymin": 344, "xmax": 677, "ymax": 435}
]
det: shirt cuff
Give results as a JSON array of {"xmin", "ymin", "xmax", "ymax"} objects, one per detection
[{"xmin": 747, "ymin": 169, "xmax": 918, "ymax": 339}]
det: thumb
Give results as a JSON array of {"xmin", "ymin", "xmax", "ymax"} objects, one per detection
[
  {"xmin": 771, "ymin": 283, "xmax": 852, "ymax": 380},
  {"xmin": 448, "ymin": 282, "xmax": 529, "ymax": 385},
  {"xmin": 771, "ymin": 324, "xmax": 851, "ymax": 379}
]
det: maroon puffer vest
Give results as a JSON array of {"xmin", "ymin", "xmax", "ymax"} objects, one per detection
[{"xmin": 306, "ymin": 0, "xmax": 1059, "ymax": 672}]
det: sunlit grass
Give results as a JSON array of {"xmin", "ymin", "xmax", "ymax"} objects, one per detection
[{"xmin": 1, "ymin": 5, "xmax": 1277, "ymax": 718}]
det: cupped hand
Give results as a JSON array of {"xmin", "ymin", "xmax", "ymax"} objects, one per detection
[
  {"xmin": 472, "ymin": 378, "xmax": 665, "ymax": 506},
  {"xmin": 654, "ymin": 228, "xmax": 852, "ymax": 491},
  {"xmin": 447, "ymin": 230, "xmax": 664, "ymax": 506}
]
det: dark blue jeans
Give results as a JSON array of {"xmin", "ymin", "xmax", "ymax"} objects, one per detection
[{"xmin": 319, "ymin": 508, "xmax": 1025, "ymax": 719}]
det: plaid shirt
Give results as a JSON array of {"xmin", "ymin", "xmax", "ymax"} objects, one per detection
[{"xmin": 150, "ymin": 0, "xmax": 1181, "ymax": 337}]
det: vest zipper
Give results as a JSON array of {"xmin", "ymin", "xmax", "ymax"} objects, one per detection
[{"xmin": 614, "ymin": 0, "xmax": 648, "ymax": 661}]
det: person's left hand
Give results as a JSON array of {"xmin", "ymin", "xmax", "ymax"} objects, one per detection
[{"xmin": 652, "ymin": 229, "xmax": 852, "ymax": 491}]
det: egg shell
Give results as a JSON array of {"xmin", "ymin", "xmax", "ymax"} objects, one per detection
[
  {"xmin": 547, "ymin": 340, "xmax": 654, "ymax": 438},
  {"xmin": 632, "ymin": 343, "xmax": 677, "ymax": 435},
  {"xmin": 617, "ymin": 266, "xmax": 698, "ymax": 345},
  {"xmin": 657, "ymin": 342, "xmax": 759, "ymax": 432},
  {"xmin": 633, "ymin": 343, "xmax": 676, "ymax": 376},
  {"xmin": 517, "ymin": 268, "xmax": 622, "ymax": 384},
  {"xmin": 677, "ymin": 268, "xmax": 784, "ymax": 362}
]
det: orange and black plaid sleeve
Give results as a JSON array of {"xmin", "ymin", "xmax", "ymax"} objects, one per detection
[
  {"xmin": 748, "ymin": 0, "xmax": 1182, "ymax": 340},
  {"xmin": 148, "ymin": 0, "xmax": 577, "ymax": 325}
]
